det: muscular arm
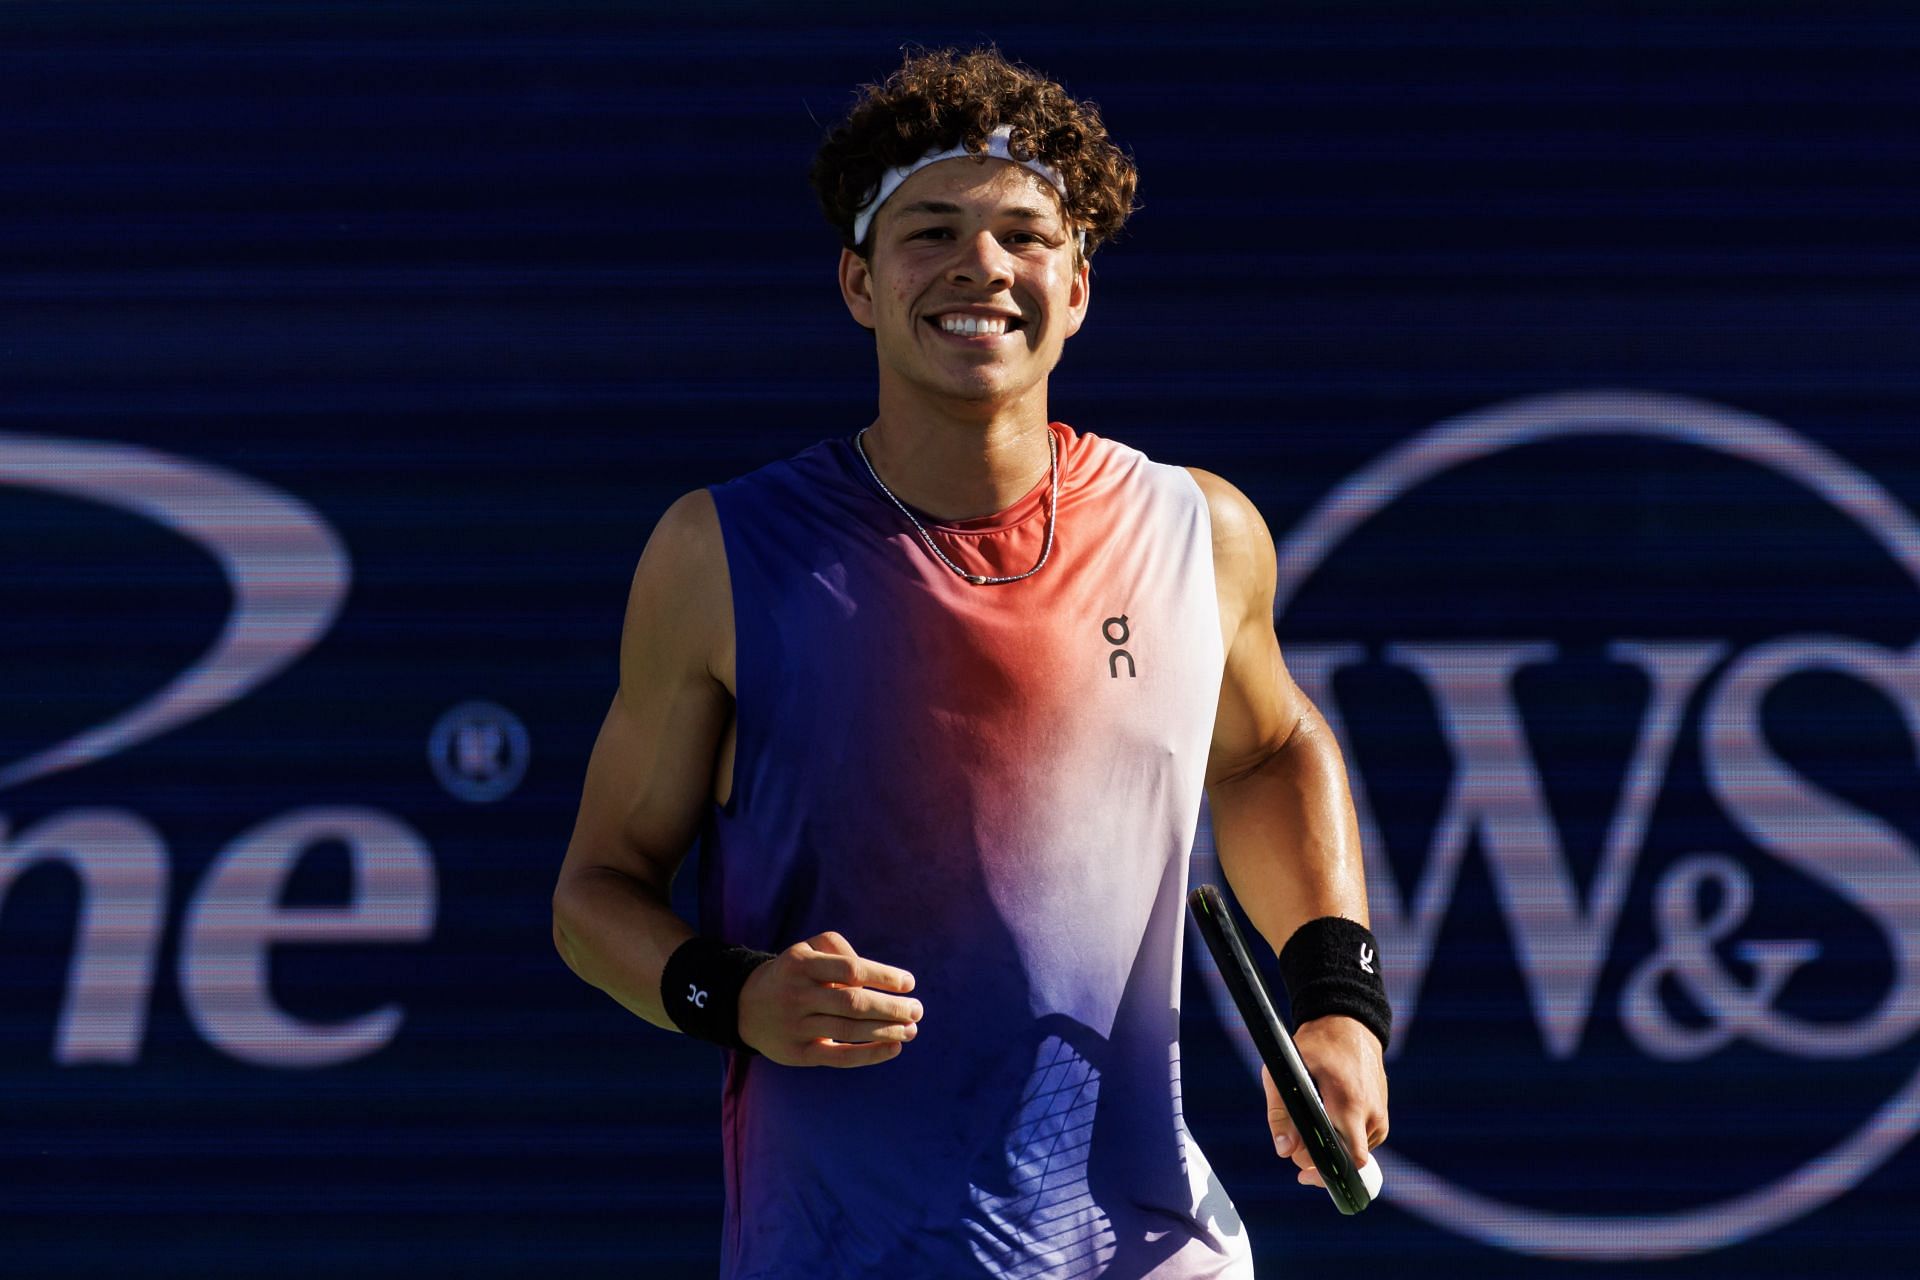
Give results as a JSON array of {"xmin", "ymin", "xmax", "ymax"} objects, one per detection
[
  {"xmin": 1193, "ymin": 469, "xmax": 1369, "ymax": 950},
  {"xmin": 551, "ymin": 489, "xmax": 732, "ymax": 1031},
  {"xmin": 1188, "ymin": 466, "xmax": 1390, "ymax": 1181},
  {"xmin": 551, "ymin": 490, "xmax": 922, "ymax": 1063}
]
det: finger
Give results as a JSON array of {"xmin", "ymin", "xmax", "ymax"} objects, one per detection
[
  {"xmin": 1261, "ymin": 1066, "xmax": 1300, "ymax": 1158},
  {"xmin": 806, "ymin": 930, "xmax": 855, "ymax": 957},
  {"xmin": 800, "ymin": 1014, "xmax": 919, "ymax": 1044},
  {"xmin": 1366, "ymin": 1107, "xmax": 1390, "ymax": 1152},
  {"xmin": 831, "ymin": 985, "xmax": 924, "ymax": 1025},
  {"xmin": 1332, "ymin": 1107, "xmax": 1373, "ymax": 1168},
  {"xmin": 799, "ymin": 1037, "xmax": 905, "ymax": 1069},
  {"xmin": 851, "ymin": 957, "xmax": 916, "ymax": 993},
  {"xmin": 799, "ymin": 950, "xmax": 918, "ymax": 995},
  {"xmin": 1298, "ymin": 1166, "xmax": 1325, "ymax": 1189}
]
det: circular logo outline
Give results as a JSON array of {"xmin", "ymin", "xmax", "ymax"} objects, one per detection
[
  {"xmin": 429, "ymin": 700, "xmax": 530, "ymax": 804},
  {"xmin": 1201, "ymin": 389, "xmax": 1920, "ymax": 1259}
]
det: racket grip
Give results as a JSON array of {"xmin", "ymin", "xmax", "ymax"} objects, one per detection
[{"xmin": 1356, "ymin": 1153, "xmax": 1384, "ymax": 1199}]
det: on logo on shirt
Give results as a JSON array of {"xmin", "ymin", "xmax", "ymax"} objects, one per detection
[{"xmin": 1104, "ymin": 615, "xmax": 1136, "ymax": 679}]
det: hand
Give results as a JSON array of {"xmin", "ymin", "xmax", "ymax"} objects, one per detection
[
  {"xmin": 1264, "ymin": 1015, "xmax": 1389, "ymax": 1189},
  {"xmin": 738, "ymin": 930, "xmax": 923, "ymax": 1067}
]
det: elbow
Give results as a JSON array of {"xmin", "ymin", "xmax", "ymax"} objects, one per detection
[
  {"xmin": 1215, "ymin": 723, "xmax": 1306, "ymax": 789},
  {"xmin": 1212, "ymin": 711, "xmax": 1327, "ymax": 791},
  {"xmin": 1272, "ymin": 689, "xmax": 1338, "ymax": 757},
  {"xmin": 551, "ymin": 886, "xmax": 582, "ymax": 975},
  {"xmin": 1266, "ymin": 700, "xmax": 1339, "ymax": 773}
]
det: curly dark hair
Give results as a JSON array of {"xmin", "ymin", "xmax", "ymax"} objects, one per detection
[{"xmin": 810, "ymin": 46, "xmax": 1137, "ymax": 260}]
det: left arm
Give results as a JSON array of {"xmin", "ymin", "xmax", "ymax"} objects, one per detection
[{"xmin": 1188, "ymin": 466, "xmax": 1390, "ymax": 1186}]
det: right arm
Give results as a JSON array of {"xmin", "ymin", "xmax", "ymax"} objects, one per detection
[{"xmin": 550, "ymin": 489, "xmax": 921, "ymax": 1065}]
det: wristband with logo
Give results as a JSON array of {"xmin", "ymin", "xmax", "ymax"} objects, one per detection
[
  {"xmin": 1276, "ymin": 916, "xmax": 1392, "ymax": 1052},
  {"xmin": 660, "ymin": 935, "xmax": 775, "ymax": 1053}
]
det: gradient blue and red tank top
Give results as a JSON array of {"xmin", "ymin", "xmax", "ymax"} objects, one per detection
[{"xmin": 702, "ymin": 421, "xmax": 1253, "ymax": 1279}]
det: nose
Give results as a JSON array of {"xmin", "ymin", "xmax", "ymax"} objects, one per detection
[{"xmin": 945, "ymin": 229, "xmax": 1014, "ymax": 289}]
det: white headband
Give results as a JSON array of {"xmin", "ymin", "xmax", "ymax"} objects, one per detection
[{"xmin": 851, "ymin": 124, "xmax": 1081, "ymax": 251}]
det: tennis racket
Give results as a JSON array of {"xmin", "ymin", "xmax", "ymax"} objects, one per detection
[{"xmin": 1188, "ymin": 883, "xmax": 1383, "ymax": 1215}]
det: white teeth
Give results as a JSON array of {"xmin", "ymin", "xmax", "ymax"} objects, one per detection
[{"xmin": 940, "ymin": 314, "xmax": 1010, "ymax": 336}]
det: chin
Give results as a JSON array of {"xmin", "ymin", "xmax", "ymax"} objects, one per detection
[{"xmin": 943, "ymin": 374, "xmax": 1033, "ymax": 405}]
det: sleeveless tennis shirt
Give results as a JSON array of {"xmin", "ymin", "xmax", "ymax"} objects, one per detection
[{"xmin": 702, "ymin": 421, "xmax": 1253, "ymax": 1279}]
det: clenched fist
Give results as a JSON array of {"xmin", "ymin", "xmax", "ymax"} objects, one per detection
[
  {"xmin": 1265, "ymin": 1015, "xmax": 1389, "ymax": 1188},
  {"xmin": 738, "ymin": 930, "xmax": 923, "ymax": 1067}
]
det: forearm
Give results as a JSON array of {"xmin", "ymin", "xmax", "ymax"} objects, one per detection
[
  {"xmin": 552, "ymin": 865, "xmax": 695, "ymax": 1032},
  {"xmin": 1206, "ymin": 708, "xmax": 1369, "ymax": 958}
]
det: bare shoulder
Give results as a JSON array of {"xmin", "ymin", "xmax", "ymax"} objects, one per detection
[
  {"xmin": 1183, "ymin": 466, "xmax": 1277, "ymax": 615},
  {"xmin": 638, "ymin": 488, "xmax": 727, "ymax": 585},
  {"xmin": 622, "ymin": 488, "xmax": 734, "ymax": 696}
]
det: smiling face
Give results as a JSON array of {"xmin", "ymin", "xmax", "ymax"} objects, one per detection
[{"xmin": 839, "ymin": 156, "xmax": 1091, "ymax": 416}]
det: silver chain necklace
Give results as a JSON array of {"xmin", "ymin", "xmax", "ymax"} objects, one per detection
[{"xmin": 854, "ymin": 426, "xmax": 1058, "ymax": 586}]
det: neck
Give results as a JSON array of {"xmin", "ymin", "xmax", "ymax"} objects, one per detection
[{"xmin": 862, "ymin": 382, "xmax": 1055, "ymax": 522}]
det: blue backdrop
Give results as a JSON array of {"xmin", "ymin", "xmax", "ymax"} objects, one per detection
[{"xmin": 5, "ymin": 2, "xmax": 1919, "ymax": 1276}]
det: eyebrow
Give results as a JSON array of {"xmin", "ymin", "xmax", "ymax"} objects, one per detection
[{"xmin": 893, "ymin": 200, "xmax": 1056, "ymax": 221}]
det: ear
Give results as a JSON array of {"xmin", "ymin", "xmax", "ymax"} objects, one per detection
[
  {"xmin": 1063, "ymin": 257, "xmax": 1092, "ymax": 340},
  {"xmin": 839, "ymin": 248, "xmax": 877, "ymax": 331}
]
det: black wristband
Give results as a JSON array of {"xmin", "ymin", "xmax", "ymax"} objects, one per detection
[
  {"xmin": 660, "ymin": 936, "xmax": 775, "ymax": 1053},
  {"xmin": 1276, "ymin": 916, "xmax": 1392, "ymax": 1052}
]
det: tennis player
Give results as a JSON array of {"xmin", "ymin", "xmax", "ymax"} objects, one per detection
[{"xmin": 553, "ymin": 46, "xmax": 1390, "ymax": 1277}]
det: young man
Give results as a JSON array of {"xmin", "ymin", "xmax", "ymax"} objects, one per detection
[{"xmin": 553, "ymin": 48, "xmax": 1390, "ymax": 1278}]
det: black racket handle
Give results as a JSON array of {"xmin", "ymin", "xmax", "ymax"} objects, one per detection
[{"xmin": 1188, "ymin": 883, "xmax": 1381, "ymax": 1215}]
